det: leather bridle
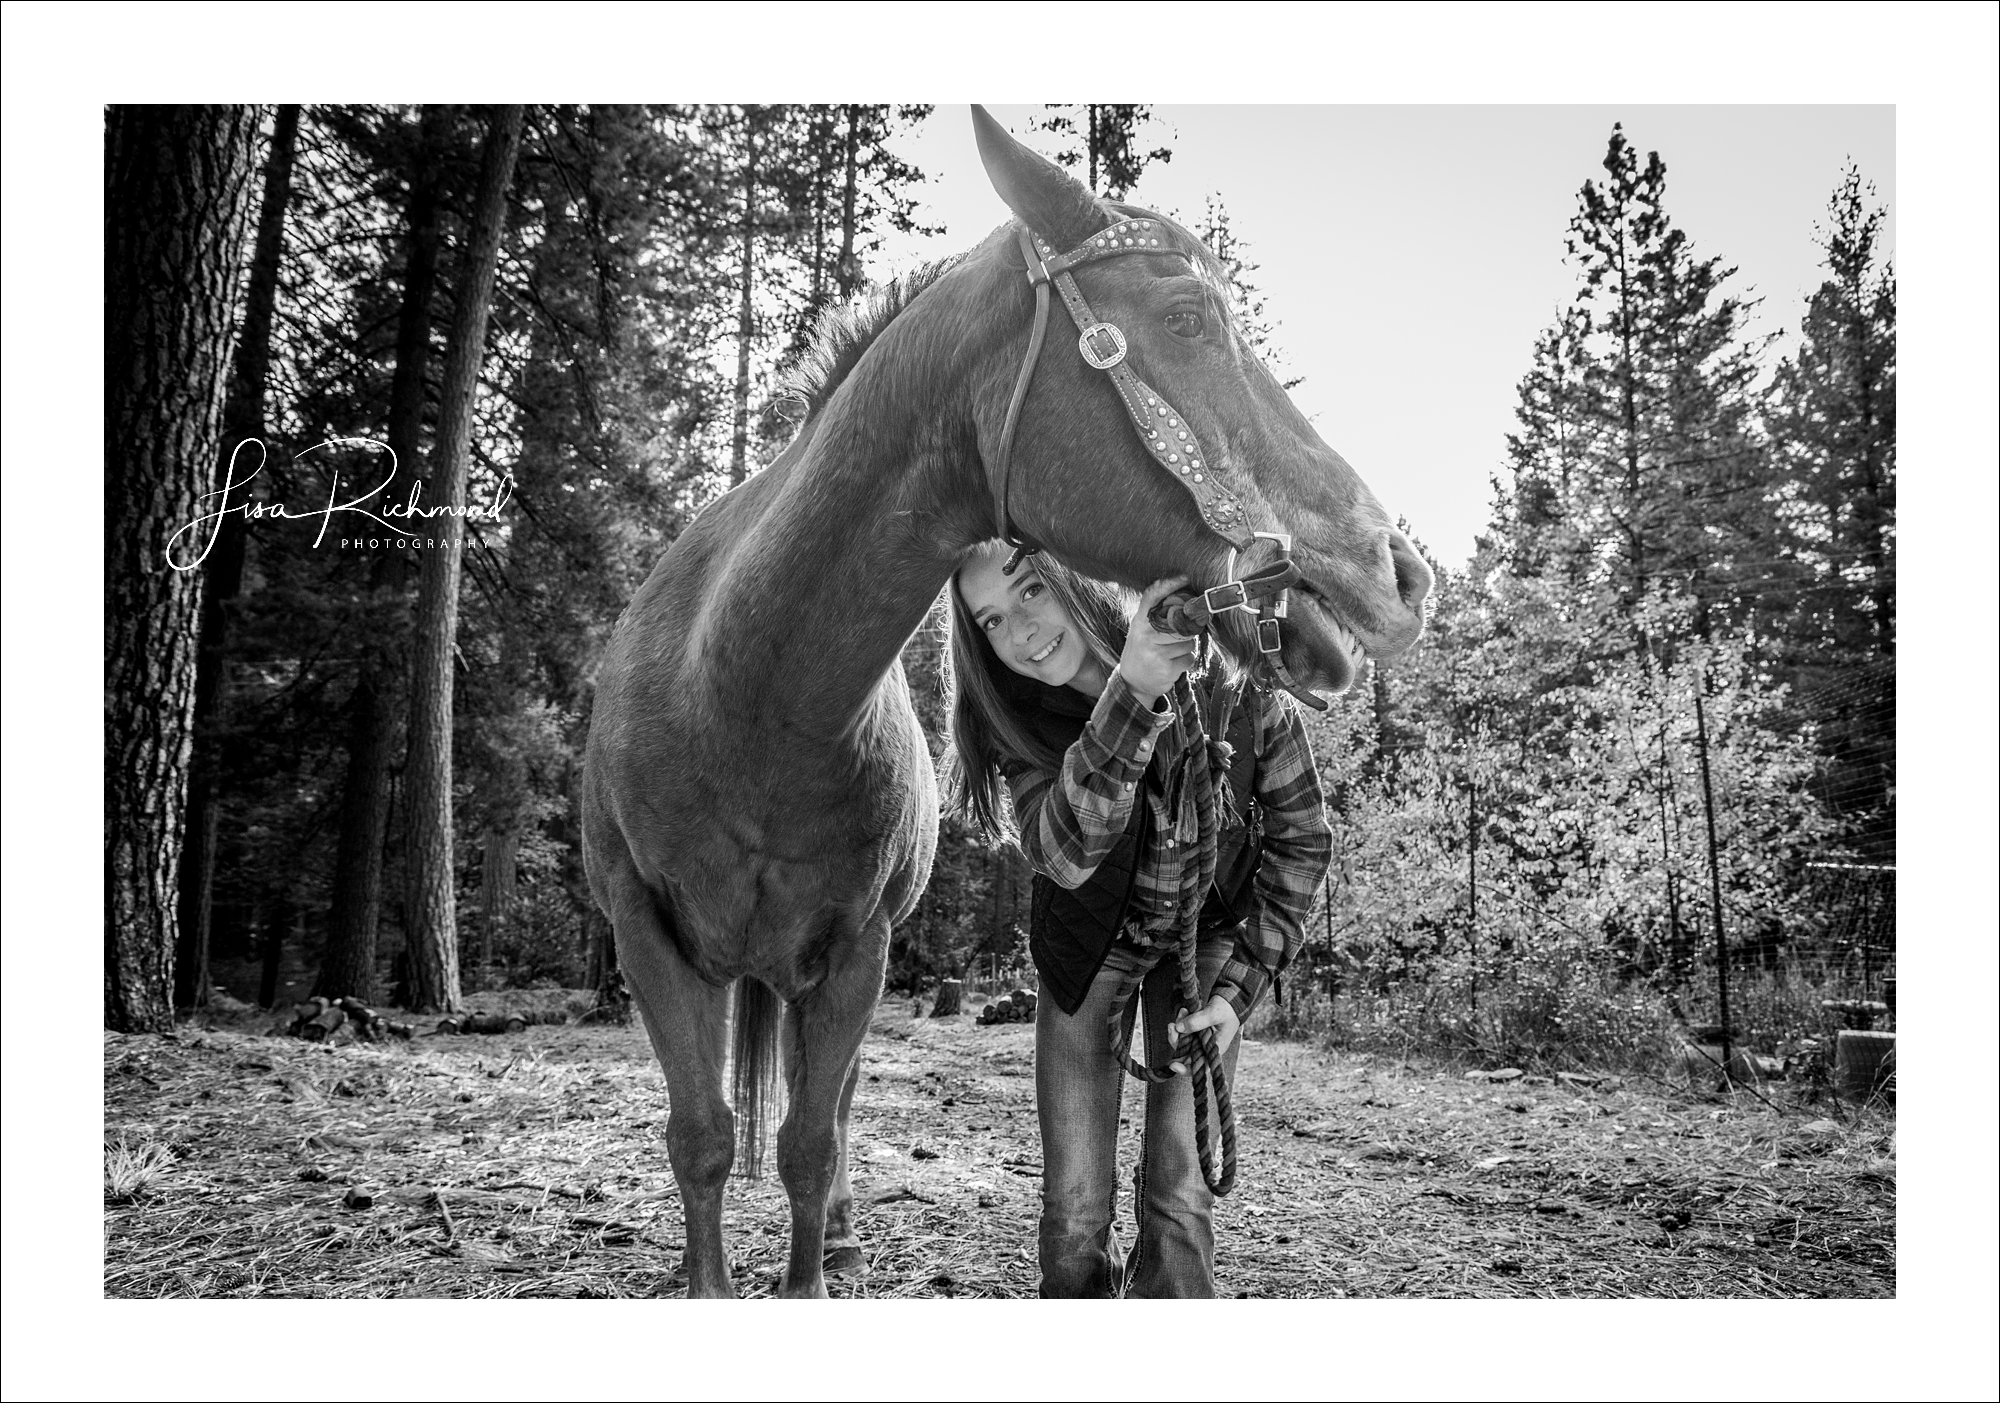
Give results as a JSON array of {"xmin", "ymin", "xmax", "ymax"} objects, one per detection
[{"xmin": 985, "ymin": 217, "xmax": 1328, "ymax": 711}]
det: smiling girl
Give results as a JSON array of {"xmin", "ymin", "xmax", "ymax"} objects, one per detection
[{"xmin": 944, "ymin": 541, "xmax": 1332, "ymax": 1298}]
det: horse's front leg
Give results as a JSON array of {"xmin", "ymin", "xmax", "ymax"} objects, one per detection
[
  {"xmin": 612, "ymin": 882, "xmax": 737, "ymax": 1299},
  {"xmin": 775, "ymin": 927, "xmax": 885, "ymax": 1299}
]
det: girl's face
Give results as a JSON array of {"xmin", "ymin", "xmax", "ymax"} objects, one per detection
[{"xmin": 957, "ymin": 546, "xmax": 1104, "ymax": 694}]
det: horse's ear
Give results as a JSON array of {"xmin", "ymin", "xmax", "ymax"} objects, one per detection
[{"xmin": 971, "ymin": 105, "xmax": 1109, "ymax": 251}]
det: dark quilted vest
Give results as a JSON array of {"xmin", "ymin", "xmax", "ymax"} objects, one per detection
[{"xmin": 1020, "ymin": 681, "xmax": 1262, "ymax": 1016}]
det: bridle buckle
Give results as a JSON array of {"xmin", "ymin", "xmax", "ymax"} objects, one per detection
[
  {"xmin": 1257, "ymin": 617, "xmax": 1285, "ymax": 655},
  {"xmin": 1202, "ymin": 579, "xmax": 1254, "ymax": 615},
  {"xmin": 1077, "ymin": 322, "xmax": 1127, "ymax": 370},
  {"xmin": 1252, "ymin": 532, "xmax": 1294, "ymax": 618}
]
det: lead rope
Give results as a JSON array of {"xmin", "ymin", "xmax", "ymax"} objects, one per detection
[
  {"xmin": 1115, "ymin": 667, "xmax": 1242, "ymax": 1198},
  {"xmin": 1179, "ymin": 675, "xmax": 1239, "ymax": 1199}
]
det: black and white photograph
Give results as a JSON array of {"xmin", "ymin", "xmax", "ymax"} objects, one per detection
[{"xmin": 4, "ymin": 5, "xmax": 1996, "ymax": 1400}]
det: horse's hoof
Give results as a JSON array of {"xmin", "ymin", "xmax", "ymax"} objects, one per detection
[{"xmin": 823, "ymin": 1243, "xmax": 868, "ymax": 1277}]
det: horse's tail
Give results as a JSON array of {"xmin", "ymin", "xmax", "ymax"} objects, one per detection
[{"xmin": 731, "ymin": 976, "xmax": 783, "ymax": 1177}]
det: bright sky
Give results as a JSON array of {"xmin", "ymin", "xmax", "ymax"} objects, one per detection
[{"xmin": 878, "ymin": 106, "xmax": 1895, "ymax": 569}]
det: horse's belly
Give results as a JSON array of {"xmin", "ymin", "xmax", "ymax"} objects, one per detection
[{"xmin": 661, "ymin": 796, "xmax": 931, "ymax": 989}]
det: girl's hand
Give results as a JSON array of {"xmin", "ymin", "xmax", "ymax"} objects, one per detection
[
  {"xmin": 1119, "ymin": 577, "xmax": 1200, "ymax": 706},
  {"xmin": 1167, "ymin": 994, "xmax": 1240, "ymax": 1074}
]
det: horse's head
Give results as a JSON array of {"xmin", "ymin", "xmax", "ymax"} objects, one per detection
[{"xmin": 968, "ymin": 106, "xmax": 1431, "ymax": 695}]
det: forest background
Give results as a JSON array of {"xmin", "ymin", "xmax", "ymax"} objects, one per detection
[
  {"xmin": 92, "ymin": 101, "xmax": 1908, "ymax": 1075},
  {"xmin": 13, "ymin": 7, "xmax": 1990, "ymax": 1394}
]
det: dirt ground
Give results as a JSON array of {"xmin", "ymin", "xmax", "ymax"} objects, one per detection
[{"xmin": 103, "ymin": 996, "xmax": 1895, "ymax": 1299}]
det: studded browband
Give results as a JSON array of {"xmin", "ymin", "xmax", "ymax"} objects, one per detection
[
  {"xmin": 985, "ymin": 214, "xmax": 1328, "ymax": 710},
  {"xmin": 990, "ymin": 218, "xmax": 1252, "ymax": 555}
]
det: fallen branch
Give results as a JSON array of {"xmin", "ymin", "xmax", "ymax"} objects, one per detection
[{"xmin": 477, "ymin": 1180, "xmax": 589, "ymax": 1200}]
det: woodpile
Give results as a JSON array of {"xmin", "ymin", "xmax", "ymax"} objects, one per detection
[
  {"xmin": 288, "ymin": 997, "xmax": 412, "ymax": 1043},
  {"xmin": 977, "ymin": 988, "xmax": 1038, "ymax": 1026}
]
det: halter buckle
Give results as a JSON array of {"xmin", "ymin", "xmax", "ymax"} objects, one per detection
[
  {"xmin": 1257, "ymin": 617, "xmax": 1284, "ymax": 654},
  {"xmin": 1077, "ymin": 322, "xmax": 1127, "ymax": 370},
  {"xmin": 1202, "ymin": 580, "xmax": 1254, "ymax": 615}
]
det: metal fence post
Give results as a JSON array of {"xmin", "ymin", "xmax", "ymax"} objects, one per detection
[{"xmin": 1693, "ymin": 668, "xmax": 1732, "ymax": 1079}]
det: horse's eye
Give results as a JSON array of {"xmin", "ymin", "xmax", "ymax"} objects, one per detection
[{"xmin": 1165, "ymin": 310, "xmax": 1205, "ymax": 339}]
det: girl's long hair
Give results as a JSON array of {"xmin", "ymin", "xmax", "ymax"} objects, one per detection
[{"xmin": 942, "ymin": 548, "xmax": 1129, "ymax": 843}]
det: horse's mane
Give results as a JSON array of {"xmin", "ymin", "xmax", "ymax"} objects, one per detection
[{"xmin": 778, "ymin": 255, "xmax": 965, "ymax": 424}]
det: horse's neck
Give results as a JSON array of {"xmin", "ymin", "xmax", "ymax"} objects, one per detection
[{"xmin": 701, "ymin": 296, "xmax": 996, "ymax": 736}]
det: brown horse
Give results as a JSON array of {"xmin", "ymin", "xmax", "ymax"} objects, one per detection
[{"xmin": 581, "ymin": 107, "xmax": 1431, "ymax": 1298}]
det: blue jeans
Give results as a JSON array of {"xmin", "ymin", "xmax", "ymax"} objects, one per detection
[{"xmin": 1035, "ymin": 934, "xmax": 1240, "ymax": 1298}]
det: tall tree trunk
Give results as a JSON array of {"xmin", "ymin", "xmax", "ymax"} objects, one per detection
[
  {"xmin": 806, "ymin": 106, "xmax": 834, "ymax": 323},
  {"xmin": 401, "ymin": 104, "xmax": 524, "ymax": 1014},
  {"xmin": 1616, "ymin": 246, "xmax": 1645, "ymax": 619},
  {"xmin": 1371, "ymin": 662, "xmax": 1396, "ymax": 775},
  {"xmin": 257, "ymin": 896, "xmax": 285, "ymax": 1009},
  {"xmin": 729, "ymin": 107, "xmax": 761, "ymax": 486},
  {"xmin": 1087, "ymin": 104, "xmax": 1101, "ymax": 195},
  {"xmin": 836, "ymin": 106, "xmax": 862, "ymax": 299},
  {"xmin": 316, "ymin": 669, "xmax": 397, "ymax": 999},
  {"xmin": 105, "ymin": 104, "xmax": 262, "ymax": 1033},
  {"xmin": 480, "ymin": 827, "xmax": 519, "ymax": 973},
  {"xmin": 318, "ymin": 105, "xmax": 446, "ymax": 1002},
  {"xmin": 177, "ymin": 103, "xmax": 299, "ymax": 1010}
]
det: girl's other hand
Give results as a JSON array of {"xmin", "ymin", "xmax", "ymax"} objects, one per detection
[
  {"xmin": 1119, "ymin": 577, "xmax": 1199, "ymax": 706},
  {"xmin": 1166, "ymin": 994, "xmax": 1240, "ymax": 1074}
]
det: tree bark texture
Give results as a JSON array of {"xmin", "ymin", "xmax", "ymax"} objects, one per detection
[
  {"xmin": 318, "ymin": 105, "xmax": 446, "ymax": 1002},
  {"xmin": 105, "ymin": 104, "xmax": 262, "ymax": 1032},
  {"xmin": 316, "ymin": 670, "xmax": 396, "ymax": 999},
  {"xmin": 178, "ymin": 103, "xmax": 299, "ymax": 1009},
  {"xmin": 401, "ymin": 105, "xmax": 524, "ymax": 1014},
  {"xmin": 480, "ymin": 827, "xmax": 518, "ymax": 969}
]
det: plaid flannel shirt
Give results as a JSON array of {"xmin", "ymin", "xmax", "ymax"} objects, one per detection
[{"xmin": 1007, "ymin": 667, "xmax": 1332, "ymax": 1022}]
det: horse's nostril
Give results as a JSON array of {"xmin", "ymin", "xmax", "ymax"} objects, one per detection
[{"xmin": 1386, "ymin": 530, "xmax": 1432, "ymax": 614}]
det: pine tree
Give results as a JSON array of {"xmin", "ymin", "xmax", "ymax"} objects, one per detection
[
  {"xmin": 106, "ymin": 104, "xmax": 264, "ymax": 1032},
  {"xmin": 178, "ymin": 105, "xmax": 301, "ymax": 1009},
  {"xmin": 780, "ymin": 104, "xmax": 935, "ymax": 365},
  {"xmin": 1765, "ymin": 164, "xmax": 1896, "ymax": 859},
  {"xmin": 314, "ymin": 103, "xmax": 452, "ymax": 1002},
  {"xmin": 401, "ymin": 105, "xmax": 525, "ymax": 1013},
  {"xmin": 1767, "ymin": 164, "xmax": 1896, "ymax": 663},
  {"xmin": 1545, "ymin": 124, "xmax": 1774, "ymax": 645},
  {"xmin": 1492, "ymin": 307, "xmax": 1596, "ymax": 584},
  {"xmin": 1033, "ymin": 105, "xmax": 1172, "ymax": 198}
]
